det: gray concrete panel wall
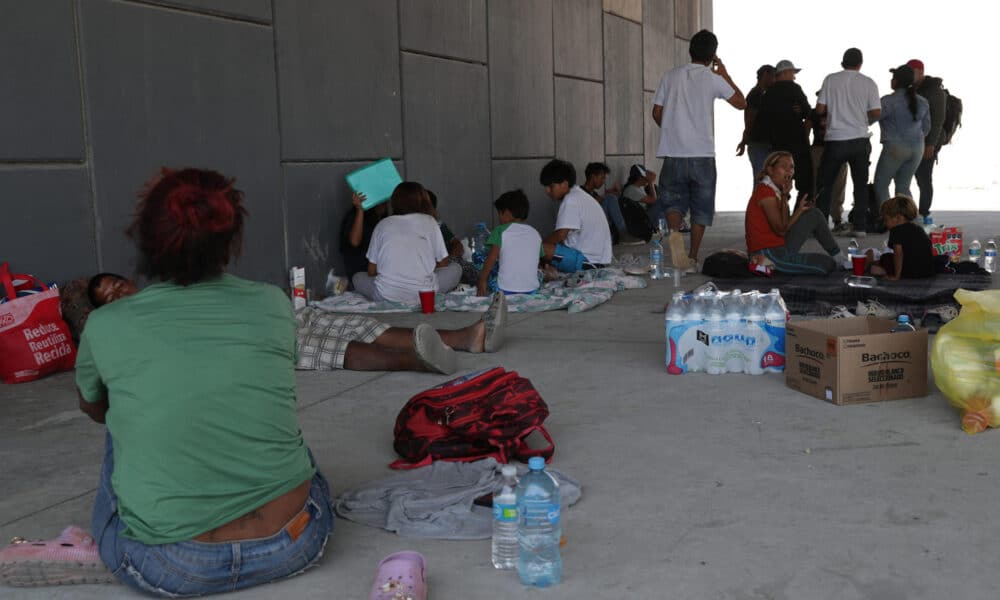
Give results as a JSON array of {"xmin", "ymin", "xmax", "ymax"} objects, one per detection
[
  {"xmin": 274, "ymin": 0, "xmax": 402, "ymax": 160},
  {"xmin": 80, "ymin": 0, "xmax": 286, "ymax": 283},
  {"xmin": 400, "ymin": 0, "xmax": 487, "ymax": 62},
  {"xmin": 1, "ymin": 168, "xmax": 96, "ymax": 283},
  {"xmin": 0, "ymin": 1, "xmax": 84, "ymax": 160},
  {"xmin": 604, "ymin": 154, "xmax": 644, "ymax": 191},
  {"xmin": 555, "ymin": 77, "xmax": 605, "ymax": 176},
  {"xmin": 402, "ymin": 53, "xmax": 492, "ymax": 238},
  {"xmin": 553, "ymin": 0, "xmax": 603, "ymax": 81},
  {"xmin": 488, "ymin": 0, "xmax": 554, "ymax": 158},
  {"xmin": 604, "ymin": 15, "xmax": 644, "ymax": 156},
  {"xmin": 3, "ymin": 0, "xmax": 707, "ymax": 290}
]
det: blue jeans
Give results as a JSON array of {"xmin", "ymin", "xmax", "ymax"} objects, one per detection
[
  {"xmin": 658, "ymin": 157, "xmax": 716, "ymax": 226},
  {"xmin": 873, "ymin": 140, "xmax": 923, "ymax": 206},
  {"xmin": 817, "ymin": 138, "xmax": 872, "ymax": 231},
  {"xmin": 747, "ymin": 142, "xmax": 771, "ymax": 185},
  {"xmin": 92, "ymin": 433, "xmax": 334, "ymax": 597},
  {"xmin": 601, "ymin": 193, "xmax": 626, "ymax": 235}
]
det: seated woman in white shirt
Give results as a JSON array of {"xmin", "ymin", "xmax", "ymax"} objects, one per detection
[{"xmin": 351, "ymin": 182, "xmax": 462, "ymax": 304}]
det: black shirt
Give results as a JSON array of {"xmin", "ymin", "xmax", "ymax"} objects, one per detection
[
  {"xmin": 339, "ymin": 207, "xmax": 384, "ymax": 279},
  {"xmin": 745, "ymin": 86, "xmax": 768, "ymax": 143},
  {"xmin": 887, "ymin": 222, "xmax": 934, "ymax": 278},
  {"xmin": 756, "ymin": 80, "xmax": 811, "ymax": 148}
]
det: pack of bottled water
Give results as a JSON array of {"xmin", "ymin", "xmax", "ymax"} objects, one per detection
[{"xmin": 665, "ymin": 284, "xmax": 787, "ymax": 375}]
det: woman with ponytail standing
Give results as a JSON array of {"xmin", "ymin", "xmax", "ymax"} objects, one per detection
[
  {"xmin": 872, "ymin": 64, "xmax": 931, "ymax": 209},
  {"xmin": 67, "ymin": 169, "xmax": 333, "ymax": 595}
]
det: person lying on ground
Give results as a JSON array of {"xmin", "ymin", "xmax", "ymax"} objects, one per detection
[
  {"xmin": 745, "ymin": 151, "xmax": 841, "ymax": 275},
  {"xmin": 477, "ymin": 189, "xmax": 543, "ymax": 296},
  {"xmin": 539, "ymin": 158, "xmax": 613, "ymax": 273}
]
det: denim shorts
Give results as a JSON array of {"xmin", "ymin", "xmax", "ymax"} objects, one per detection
[
  {"xmin": 659, "ymin": 156, "xmax": 717, "ymax": 226},
  {"xmin": 92, "ymin": 432, "xmax": 334, "ymax": 597}
]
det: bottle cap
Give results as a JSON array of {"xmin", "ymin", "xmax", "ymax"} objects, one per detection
[
  {"xmin": 528, "ymin": 456, "xmax": 546, "ymax": 470},
  {"xmin": 898, "ymin": 315, "xmax": 910, "ymax": 322},
  {"xmin": 501, "ymin": 464, "xmax": 517, "ymax": 477}
]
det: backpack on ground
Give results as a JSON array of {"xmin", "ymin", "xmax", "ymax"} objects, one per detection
[
  {"xmin": 941, "ymin": 88, "xmax": 962, "ymax": 146},
  {"xmin": 619, "ymin": 198, "xmax": 653, "ymax": 242},
  {"xmin": 390, "ymin": 367, "xmax": 554, "ymax": 469}
]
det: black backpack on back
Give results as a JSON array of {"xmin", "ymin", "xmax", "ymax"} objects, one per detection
[{"xmin": 941, "ymin": 88, "xmax": 963, "ymax": 146}]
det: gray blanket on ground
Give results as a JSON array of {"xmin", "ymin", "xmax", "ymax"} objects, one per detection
[{"xmin": 334, "ymin": 458, "xmax": 582, "ymax": 540}]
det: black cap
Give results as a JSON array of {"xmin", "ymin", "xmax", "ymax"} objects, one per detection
[
  {"xmin": 756, "ymin": 64, "xmax": 775, "ymax": 78},
  {"xmin": 890, "ymin": 64, "xmax": 915, "ymax": 88},
  {"xmin": 842, "ymin": 48, "xmax": 863, "ymax": 68}
]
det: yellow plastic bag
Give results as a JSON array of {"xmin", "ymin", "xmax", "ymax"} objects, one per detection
[{"xmin": 931, "ymin": 289, "xmax": 1000, "ymax": 434}]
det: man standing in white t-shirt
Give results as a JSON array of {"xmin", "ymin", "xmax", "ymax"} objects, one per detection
[
  {"xmin": 651, "ymin": 29, "xmax": 745, "ymax": 273},
  {"xmin": 539, "ymin": 159, "xmax": 613, "ymax": 272},
  {"xmin": 815, "ymin": 47, "xmax": 881, "ymax": 238}
]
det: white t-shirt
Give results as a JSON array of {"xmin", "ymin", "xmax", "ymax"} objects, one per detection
[
  {"xmin": 487, "ymin": 222, "xmax": 543, "ymax": 293},
  {"xmin": 366, "ymin": 213, "xmax": 448, "ymax": 303},
  {"xmin": 555, "ymin": 186, "xmax": 613, "ymax": 264},
  {"xmin": 817, "ymin": 69, "xmax": 881, "ymax": 141},
  {"xmin": 652, "ymin": 63, "xmax": 735, "ymax": 157}
]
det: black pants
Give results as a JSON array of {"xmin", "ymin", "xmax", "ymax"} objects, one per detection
[
  {"xmin": 915, "ymin": 152, "xmax": 936, "ymax": 217},
  {"xmin": 817, "ymin": 138, "xmax": 872, "ymax": 231}
]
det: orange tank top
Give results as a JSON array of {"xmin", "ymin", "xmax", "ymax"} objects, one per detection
[{"xmin": 745, "ymin": 182, "xmax": 786, "ymax": 253}]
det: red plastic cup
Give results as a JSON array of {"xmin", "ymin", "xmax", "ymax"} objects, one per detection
[
  {"xmin": 851, "ymin": 255, "xmax": 866, "ymax": 276},
  {"xmin": 419, "ymin": 289, "xmax": 435, "ymax": 314}
]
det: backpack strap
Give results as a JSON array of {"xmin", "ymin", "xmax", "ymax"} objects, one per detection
[{"xmin": 511, "ymin": 424, "xmax": 555, "ymax": 462}]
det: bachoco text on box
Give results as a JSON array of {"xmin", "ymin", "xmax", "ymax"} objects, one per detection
[{"xmin": 784, "ymin": 317, "xmax": 927, "ymax": 405}]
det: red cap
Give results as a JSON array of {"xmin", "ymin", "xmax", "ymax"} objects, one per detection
[{"xmin": 906, "ymin": 59, "xmax": 924, "ymax": 71}]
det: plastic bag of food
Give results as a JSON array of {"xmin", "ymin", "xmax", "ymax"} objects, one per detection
[{"xmin": 931, "ymin": 289, "xmax": 1000, "ymax": 433}]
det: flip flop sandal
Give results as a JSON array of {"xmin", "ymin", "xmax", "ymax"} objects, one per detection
[
  {"xmin": 369, "ymin": 551, "xmax": 426, "ymax": 600},
  {"xmin": 0, "ymin": 526, "xmax": 115, "ymax": 587},
  {"xmin": 413, "ymin": 324, "xmax": 457, "ymax": 374},
  {"xmin": 482, "ymin": 292, "xmax": 507, "ymax": 353}
]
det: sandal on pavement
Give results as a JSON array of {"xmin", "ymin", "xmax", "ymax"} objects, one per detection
[
  {"xmin": 413, "ymin": 324, "xmax": 457, "ymax": 374},
  {"xmin": 482, "ymin": 292, "xmax": 507, "ymax": 353},
  {"xmin": 369, "ymin": 551, "xmax": 426, "ymax": 600},
  {"xmin": 0, "ymin": 526, "xmax": 115, "ymax": 587}
]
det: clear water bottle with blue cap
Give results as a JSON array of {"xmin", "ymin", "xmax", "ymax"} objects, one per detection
[
  {"xmin": 890, "ymin": 315, "xmax": 916, "ymax": 333},
  {"xmin": 472, "ymin": 222, "xmax": 491, "ymax": 271},
  {"xmin": 968, "ymin": 239, "xmax": 982, "ymax": 266},
  {"xmin": 984, "ymin": 240, "xmax": 997, "ymax": 273},
  {"xmin": 517, "ymin": 456, "xmax": 561, "ymax": 587},
  {"xmin": 649, "ymin": 238, "xmax": 665, "ymax": 279},
  {"xmin": 492, "ymin": 464, "xmax": 519, "ymax": 569}
]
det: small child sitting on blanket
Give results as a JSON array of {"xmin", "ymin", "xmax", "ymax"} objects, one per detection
[
  {"xmin": 477, "ymin": 189, "xmax": 544, "ymax": 296},
  {"xmin": 539, "ymin": 159, "xmax": 614, "ymax": 273},
  {"xmin": 868, "ymin": 195, "xmax": 934, "ymax": 280}
]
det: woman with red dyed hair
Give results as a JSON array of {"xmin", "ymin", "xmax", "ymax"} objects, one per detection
[{"xmin": 12, "ymin": 169, "xmax": 334, "ymax": 594}]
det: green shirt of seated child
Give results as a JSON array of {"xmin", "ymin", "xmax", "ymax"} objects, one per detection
[
  {"xmin": 477, "ymin": 189, "xmax": 544, "ymax": 296},
  {"xmin": 869, "ymin": 195, "xmax": 934, "ymax": 280}
]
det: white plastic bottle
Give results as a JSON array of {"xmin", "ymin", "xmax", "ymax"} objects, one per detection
[
  {"xmin": 492, "ymin": 464, "xmax": 519, "ymax": 569},
  {"xmin": 890, "ymin": 314, "xmax": 917, "ymax": 333},
  {"xmin": 517, "ymin": 457, "xmax": 561, "ymax": 587},
  {"xmin": 985, "ymin": 240, "xmax": 997, "ymax": 273},
  {"xmin": 762, "ymin": 290, "xmax": 786, "ymax": 373},
  {"xmin": 665, "ymin": 291, "xmax": 687, "ymax": 374},
  {"xmin": 684, "ymin": 294, "xmax": 706, "ymax": 373},
  {"xmin": 649, "ymin": 238, "xmax": 665, "ymax": 280},
  {"xmin": 847, "ymin": 239, "xmax": 860, "ymax": 257},
  {"xmin": 744, "ymin": 292, "xmax": 766, "ymax": 375},
  {"xmin": 723, "ymin": 290, "xmax": 745, "ymax": 373},
  {"xmin": 968, "ymin": 239, "xmax": 982, "ymax": 266},
  {"xmin": 705, "ymin": 295, "xmax": 726, "ymax": 375}
]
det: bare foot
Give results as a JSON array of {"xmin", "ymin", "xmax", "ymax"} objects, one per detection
[{"xmin": 467, "ymin": 320, "xmax": 486, "ymax": 353}]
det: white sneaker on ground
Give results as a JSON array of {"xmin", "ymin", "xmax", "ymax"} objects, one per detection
[
  {"xmin": 685, "ymin": 259, "xmax": 699, "ymax": 274},
  {"xmin": 830, "ymin": 305, "xmax": 856, "ymax": 318},
  {"xmin": 855, "ymin": 299, "xmax": 895, "ymax": 319}
]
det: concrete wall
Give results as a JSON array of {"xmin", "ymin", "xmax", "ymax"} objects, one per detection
[{"xmin": 2, "ymin": 0, "xmax": 710, "ymax": 294}]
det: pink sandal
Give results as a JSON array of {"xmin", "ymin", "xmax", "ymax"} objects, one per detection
[
  {"xmin": 0, "ymin": 526, "xmax": 115, "ymax": 587},
  {"xmin": 369, "ymin": 550, "xmax": 426, "ymax": 600}
]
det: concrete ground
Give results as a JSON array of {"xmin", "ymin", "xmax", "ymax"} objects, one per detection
[{"xmin": 3, "ymin": 211, "xmax": 1000, "ymax": 599}]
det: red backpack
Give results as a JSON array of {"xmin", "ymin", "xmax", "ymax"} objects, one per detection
[{"xmin": 390, "ymin": 367, "xmax": 554, "ymax": 469}]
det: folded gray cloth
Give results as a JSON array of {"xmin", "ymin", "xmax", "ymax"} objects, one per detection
[{"xmin": 334, "ymin": 458, "xmax": 582, "ymax": 540}]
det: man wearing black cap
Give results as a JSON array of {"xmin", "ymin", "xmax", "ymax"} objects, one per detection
[
  {"xmin": 815, "ymin": 47, "xmax": 881, "ymax": 237},
  {"xmin": 757, "ymin": 59, "xmax": 814, "ymax": 199},
  {"xmin": 909, "ymin": 59, "xmax": 948, "ymax": 224},
  {"xmin": 738, "ymin": 64, "xmax": 775, "ymax": 183}
]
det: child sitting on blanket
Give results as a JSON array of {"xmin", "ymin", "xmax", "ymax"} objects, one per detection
[
  {"xmin": 869, "ymin": 195, "xmax": 934, "ymax": 280},
  {"xmin": 477, "ymin": 189, "xmax": 544, "ymax": 296},
  {"xmin": 351, "ymin": 182, "xmax": 463, "ymax": 304},
  {"xmin": 539, "ymin": 159, "xmax": 614, "ymax": 273}
]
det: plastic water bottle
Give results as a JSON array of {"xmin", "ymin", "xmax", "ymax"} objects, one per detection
[
  {"xmin": 847, "ymin": 238, "xmax": 860, "ymax": 257},
  {"xmin": 922, "ymin": 215, "xmax": 935, "ymax": 234},
  {"xmin": 705, "ymin": 295, "xmax": 726, "ymax": 374},
  {"xmin": 723, "ymin": 290, "xmax": 745, "ymax": 373},
  {"xmin": 649, "ymin": 238, "xmax": 665, "ymax": 279},
  {"xmin": 665, "ymin": 291, "xmax": 687, "ymax": 374},
  {"xmin": 890, "ymin": 314, "xmax": 916, "ymax": 333},
  {"xmin": 985, "ymin": 240, "xmax": 997, "ymax": 273},
  {"xmin": 762, "ymin": 290, "xmax": 786, "ymax": 373},
  {"xmin": 492, "ymin": 464, "xmax": 519, "ymax": 569},
  {"xmin": 472, "ymin": 222, "xmax": 491, "ymax": 271},
  {"xmin": 684, "ymin": 294, "xmax": 706, "ymax": 373},
  {"xmin": 968, "ymin": 239, "xmax": 982, "ymax": 266},
  {"xmin": 744, "ymin": 292, "xmax": 766, "ymax": 375},
  {"xmin": 517, "ymin": 457, "xmax": 561, "ymax": 587}
]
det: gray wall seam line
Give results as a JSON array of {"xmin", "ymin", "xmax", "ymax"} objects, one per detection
[
  {"xmin": 269, "ymin": 1, "xmax": 289, "ymax": 272},
  {"xmin": 554, "ymin": 73, "xmax": 604, "ymax": 85},
  {"xmin": 485, "ymin": 0, "xmax": 494, "ymax": 227},
  {"xmin": 399, "ymin": 48, "xmax": 488, "ymax": 67},
  {"xmin": 74, "ymin": 0, "xmax": 103, "ymax": 271},
  {"xmin": 109, "ymin": 0, "xmax": 272, "ymax": 27},
  {"xmin": 396, "ymin": 0, "xmax": 406, "ymax": 179}
]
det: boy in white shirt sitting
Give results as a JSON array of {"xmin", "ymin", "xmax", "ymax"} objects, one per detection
[
  {"xmin": 539, "ymin": 159, "xmax": 614, "ymax": 272},
  {"xmin": 477, "ymin": 189, "xmax": 544, "ymax": 296}
]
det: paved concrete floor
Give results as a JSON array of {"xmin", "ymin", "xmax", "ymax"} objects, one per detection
[{"xmin": 3, "ymin": 211, "xmax": 1000, "ymax": 599}]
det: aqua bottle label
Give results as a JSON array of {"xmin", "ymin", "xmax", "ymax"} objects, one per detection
[{"xmin": 494, "ymin": 503, "xmax": 518, "ymax": 522}]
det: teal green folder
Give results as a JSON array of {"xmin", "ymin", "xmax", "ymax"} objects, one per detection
[{"xmin": 346, "ymin": 159, "xmax": 402, "ymax": 210}]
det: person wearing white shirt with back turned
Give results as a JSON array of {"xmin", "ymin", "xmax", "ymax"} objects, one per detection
[
  {"xmin": 651, "ymin": 29, "xmax": 746, "ymax": 274},
  {"xmin": 352, "ymin": 181, "xmax": 462, "ymax": 304},
  {"xmin": 814, "ymin": 47, "xmax": 881, "ymax": 238},
  {"xmin": 477, "ymin": 189, "xmax": 544, "ymax": 296},
  {"xmin": 539, "ymin": 159, "xmax": 613, "ymax": 273}
]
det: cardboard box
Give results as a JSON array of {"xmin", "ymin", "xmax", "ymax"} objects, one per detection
[
  {"xmin": 930, "ymin": 226, "xmax": 962, "ymax": 260},
  {"xmin": 785, "ymin": 317, "xmax": 927, "ymax": 405}
]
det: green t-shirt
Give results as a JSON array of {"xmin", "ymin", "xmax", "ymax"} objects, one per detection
[{"xmin": 75, "ymin": 274, "xmax": 315, "ymax": 544}]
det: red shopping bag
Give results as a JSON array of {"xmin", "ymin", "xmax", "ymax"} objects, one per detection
[{"xmin": 0, "ymin": 262, "xmax": 77, "ymax": 384}]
